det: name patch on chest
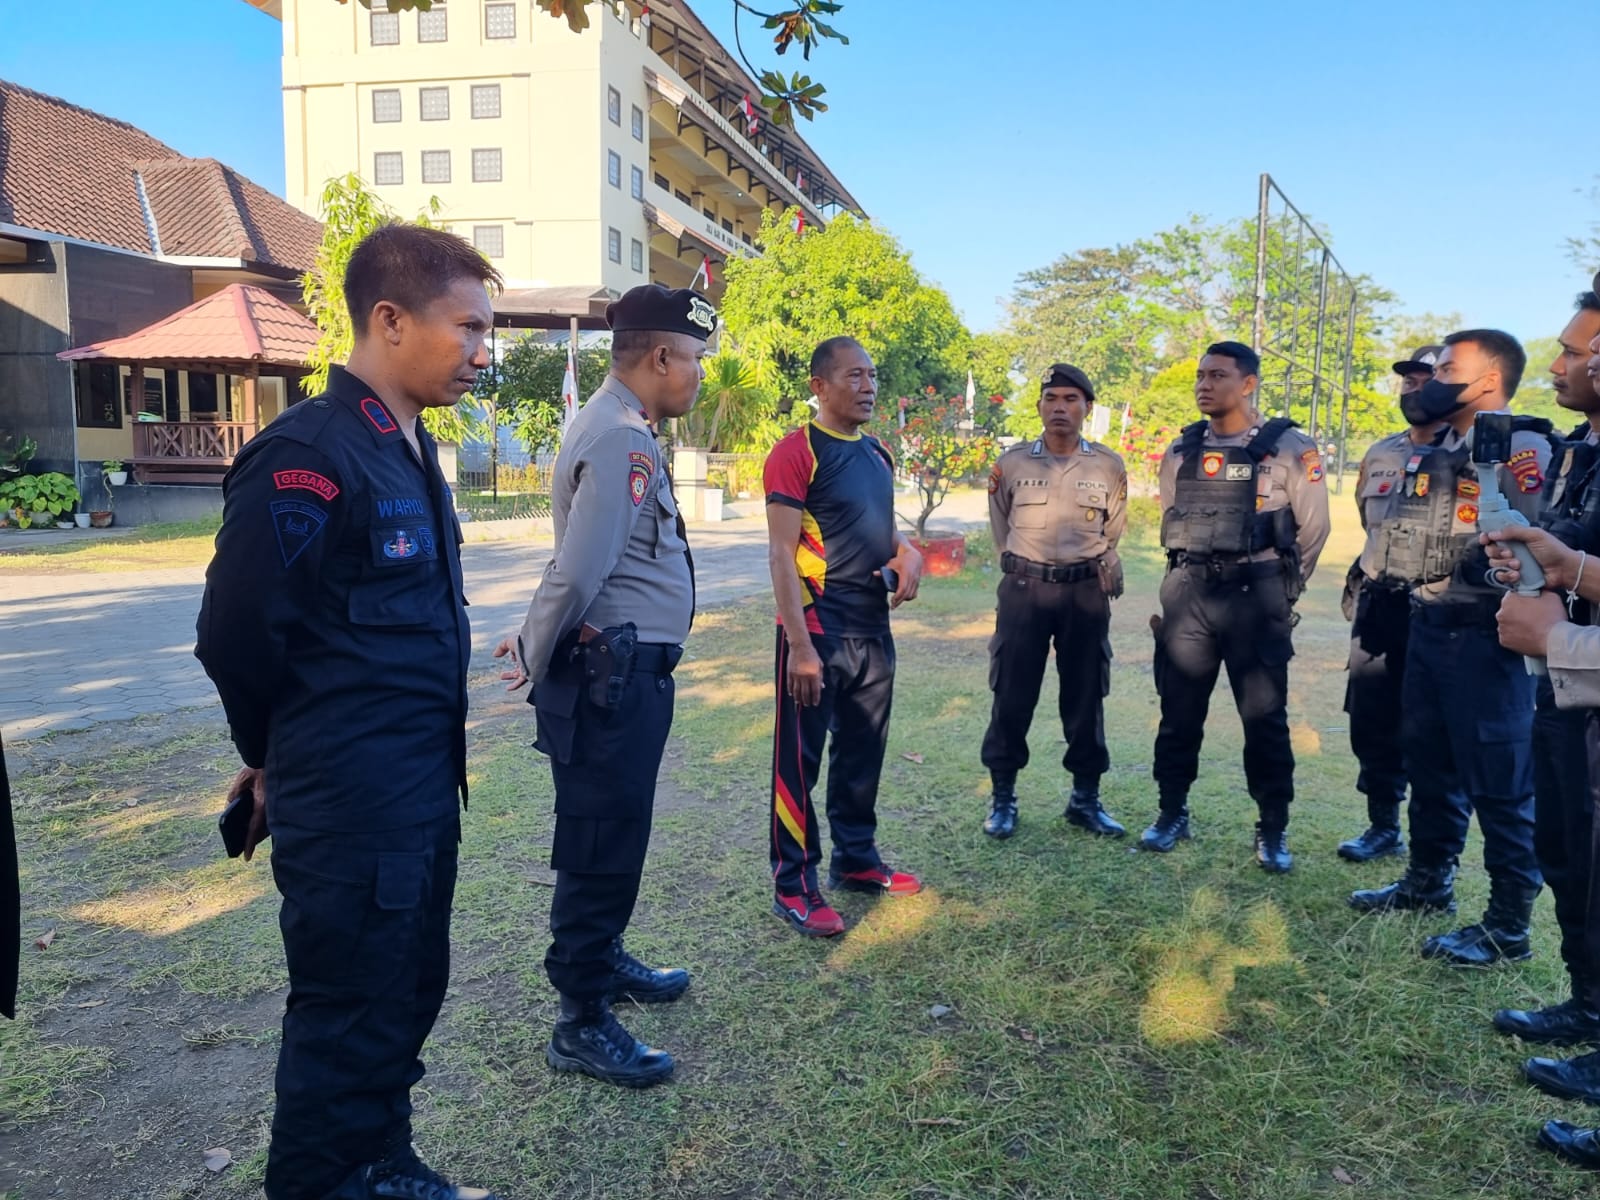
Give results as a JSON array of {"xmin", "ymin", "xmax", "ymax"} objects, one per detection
[
  {"xmin": 1224, "ymin": 464, "xmax": 1252, "ymax": 481},
  {"xmin": 377, "ymin": 497, "xmax": 428, "ymax": 519}
]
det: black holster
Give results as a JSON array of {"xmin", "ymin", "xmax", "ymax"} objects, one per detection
[{"xmin": 582, "ymin": 623, "xmax": 638, "ymax": 710}]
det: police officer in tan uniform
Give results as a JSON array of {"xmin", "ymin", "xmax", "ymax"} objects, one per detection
[
  {"xmin": 1144, "ymin": 341, "xmax": 1331, "ymax": 873},
  {"xmin": 495, "ymin": 284, "xmax": 711, "ymax": 1089},
  {"xmin": 982, "ymin": 364, "xmax": 1128, "ymax": 839}
]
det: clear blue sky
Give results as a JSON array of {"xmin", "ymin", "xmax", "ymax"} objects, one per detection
[{"xmin": 3, "ymin": 0, "xmax": 1594, "ymax": 349}]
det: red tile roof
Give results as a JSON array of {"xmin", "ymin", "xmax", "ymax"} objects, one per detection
[
  {"xmin": 57, "ymin": 284, "xmax": 320, "ymax": 368},
  {"xmin": 0, "ymin": 79, "xmax": 319, "ymax": 272}
]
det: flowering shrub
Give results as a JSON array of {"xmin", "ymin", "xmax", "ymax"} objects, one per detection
[
  {"xmin": 884, "ymin": 386, "xmax": 1003, "ymax": 539},
  {"xmin": 1119, "ymin": 421, "xmax": 1179, "ymax": 492}
]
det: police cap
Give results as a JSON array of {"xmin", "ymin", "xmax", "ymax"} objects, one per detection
[
  {"xmin": 606, "ymin": 284, "xmax": 718, "ymax": 341},
  {"xmin": 1040, "ymin": 363, "xmax": 1095, "ymax": 402},
  {"xmin": 1392, "ymin": 345, "xmax": 1443, "ymax": 376}
]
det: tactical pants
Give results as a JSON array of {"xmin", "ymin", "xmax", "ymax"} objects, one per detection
[
  {"xmin": 1151, "ymin": 564, "xmax": 1295, "ymax": 825},
  {"xmin": 1345, "ymin": 581, "xmax": 1412, "ymax": 819},
  {"xmin": 264, "ymin": 811, "xmax": 460, "ymax": 1200},
  {"xmin": 545, "ymin": 658, "xmax": 676, "ymax": 1000},
  {"xmin": 1533, "ymin": 676, "xmax": 1594, "ymax": 982},
  {"xmin": 980, "ymin": 572, "xmax": 1111, "ymax": 786},
  {"xmin": 770, "ymin": 630, "xmax": 894, "ymax": 896},
  {"xmin": 1582, "ymin": 714, "xmax": 1600, "ymax": 1004},
  {"xmin": 1401, "ymin": 609, "xmax": 1539, "ymax": 890}
]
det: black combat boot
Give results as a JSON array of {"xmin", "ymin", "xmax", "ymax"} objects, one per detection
[
  {"xmin": 1539, "ymin": 1119, "xmax": 1600, "ymax": 1166},
  {"xmin": 1525, "ymin": 1048, "xmax": 1600, "ymax": 1104},
  {"xmin": 365, "ymin": 1141, "xmax": 501, "ymax": 1199},
  {"xmin": 608, "ymin": 936, "xmax": 690, "ymax": 1004},
  {"xmin": 984, "ymin": 770, "xmax": 1018, "ymax": 839},
  {"xmin": 1337, "ymin": 795, "xmax": 1406, "ymax": 862},
  {"xmin": 1139, "ymin": 804, "xmax": 1191, "ymax": 853},
  {"xmin": 1254, "ymin": 822, "xmax": 1293, "ymax": 874},
  {"xmin": 1421, "ymin": 880, "xmax": 1537, "ymax": 966},
  {"xmin": 1348, "ymin": 860, "xmax": 1457, "ymax": 914},
  {"xmin": 547, "ymin": 995, "xmax": 675, "ymax": 1088},
  {"xmin": 1064, "ymin": 780, "xmax": 1125, "ymax": 838},
  {"xmin": 1494, "ymin": 968, "xmax": 1600, "ymax": 1045}
]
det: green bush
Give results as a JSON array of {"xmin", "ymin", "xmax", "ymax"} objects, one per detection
[{"xmin": 0, "ymin": 472, "xmax": 80, "ymax": 528}]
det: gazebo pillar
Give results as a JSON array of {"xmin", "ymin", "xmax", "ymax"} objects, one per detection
[{"xmin": 242, "ymin": 363, "xmax": 260, "ymax": 430}]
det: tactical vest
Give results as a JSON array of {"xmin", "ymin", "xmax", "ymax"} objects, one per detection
[
  {"xmin": 1160, "ymin": 418, "xmax": 1299, "ymax": 558},
  {"xmin": 1539, "ymin": 425, "xmax": 1600, "ymax": 554},
  {"xmin": 1370, "ymin": 439, "xmax": 1473, "ymax": 585}
]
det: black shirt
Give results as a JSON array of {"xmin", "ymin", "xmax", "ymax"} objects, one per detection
[{"xmin": 195, "ymin": 366, "xmax": 470, "ymax": 831}]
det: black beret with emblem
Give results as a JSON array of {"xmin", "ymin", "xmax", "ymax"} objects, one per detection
[
  {"xmin": 1392, "ymin": 344, "xmax": 1443, "ymax": 376},
  {"xmin": 1040, "ymin": 362, "xmax": 1095, "ymax": 402},
  {"xmin": 606, "ymin": 283, "xmax": 718, "ymax": 341}
]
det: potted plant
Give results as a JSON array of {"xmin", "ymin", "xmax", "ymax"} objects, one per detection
[
  {"xmin": 884, "ymin": 387, "xmax": 1002, "ymax": 576},
  {"xmin": 0, "ymin": 472, "xmax": 80, "ymax": 530},
  {"xmin": 103, "ymin": 459, "xmax": 129, "ymax": 487}
]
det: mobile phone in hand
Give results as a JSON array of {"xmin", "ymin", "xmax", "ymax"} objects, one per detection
[{"xmin": 881, "ymin": 566, "xmax": 899, "ymax": 593}]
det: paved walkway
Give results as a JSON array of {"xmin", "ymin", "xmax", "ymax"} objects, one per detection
[{"xmin": 0, "ymin": 492, "xmax": 986, "ymax": 742}]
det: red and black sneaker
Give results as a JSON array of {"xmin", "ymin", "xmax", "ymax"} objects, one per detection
[
  {"xmin": 772, "ymin": 889, "xmax": 845, "ymax": 937},
  {"xmin": 828, "ymin": 865, "xmax": 922, "ymax": 896}
]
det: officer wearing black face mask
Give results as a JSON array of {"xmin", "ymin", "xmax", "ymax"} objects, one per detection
[
  {"xmin": 1351, "ymin": 329, "xmax": 1555, "ymax": 970},
  {"xmin": 1336, "ymin": 346, "xmax": 1445, "ymax": 863}
]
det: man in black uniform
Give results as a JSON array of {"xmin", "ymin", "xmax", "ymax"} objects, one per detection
[
  {"xmin": 1145, "ymin": 342, "xmax": 1330, "ymax": 872},
  {"xmin": 1336, "ymin": 347, "xmax": 1443, "ymax": 861},
  {"xmin": 1492, "ymin": 292, "xmax": 1600, "ymax": 1047},
  {"xmin": 496, "ymin": 285, "xmax": 711, "ymax": 1086},
  {"xmin": 196, "ymin": 225, "xmax": 502, "ymax": 1200}
]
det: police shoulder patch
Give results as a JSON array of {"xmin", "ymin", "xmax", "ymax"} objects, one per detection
[
  {"xmin": 1508, "ymin": 447, "xmax": 1543, "ymax": 494},
  {"xmin": 270, "ymin": 500, "xmax": 329, "ymax": 567},
  {"xmin": 628, "ymin": 450, "xmax": 653, "ymax": 507},
  {"xmin": 1301, "ymin": 448, "xmax": 1324, "ymax": 483},
  {"xmin": 987, "ymin": 463, "xmax": 1003, "ymax": 495}
]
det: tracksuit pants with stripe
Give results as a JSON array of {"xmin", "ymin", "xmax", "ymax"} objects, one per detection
[{"xmin": 770, "ymin": 629, "xmax": 895, "ymax": 896}]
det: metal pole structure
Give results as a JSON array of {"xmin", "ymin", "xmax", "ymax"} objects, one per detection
[
  {"xmin": 1307, "ymin": 248, "xmax": 1331, "ymax": 444},
  {"xmin": 1334, "ymin": 289, "xmax": 1357, "ymax": 496},
  {"xmin": 1252, "ymin": 173, "xmax": 1270, "ymax": 356}
]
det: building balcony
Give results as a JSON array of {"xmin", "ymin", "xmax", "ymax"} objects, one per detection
[
  {"xmin": 643, "ymin": 181, "xmax": 759, "ymax": 265},
  {"xmin": 131, "ymin": 420, "xmax": 255, "ymax": 483}
]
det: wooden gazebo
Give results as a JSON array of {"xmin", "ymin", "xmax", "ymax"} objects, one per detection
[{"xmin": 58, "ymin": 284, "xmax": 319, "ymax": 483}]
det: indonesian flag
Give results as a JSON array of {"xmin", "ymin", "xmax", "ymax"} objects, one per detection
[
  {"xmin": 561, "ymin": 340, "xmax": 579, "ymax": 440},
  {"xmin": 796, "ymin": 168, "xmax": 806, "ymax": 191},
  {"xmin": 793, "ymin": 209, "xmax": 806, "ymax": 237},
  {"xmin": 639, "ymin": 3, "xmax": 651, "ymax": 28},
  {"xmin": 691, "ymin": 254, "xmax": 713, "ymax": 291},
  {"xmin": 965, "ymin": 371, "xmax": 976, "ymax": 414},
  {"xmin": 740, "ymin": 93, "xmax": 760, "ymax": 137}
]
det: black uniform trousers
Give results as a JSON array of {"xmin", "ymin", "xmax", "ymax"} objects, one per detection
[
  {"xmin": 1533, "ymin": 676, "xmax": 1594, "ymax": 983},
  {"xmin": 1345, "ymin": 581, "xmax": 1412, "ymax": 814},
  {"xmin": 770, "ymin": 630, "xmax": 895, "ymax": 896},
  {"xmin": 264, "ymin": 810, "xmax": 460, "ymax": 1200},
  {"xmin": 980, "ymin": 572, "xmax": 1111, "ymax": 785},
  {"xmin": 1151, "ymin": 562, "xmax": 1296, "ymax": 825},
  {"xmin": 545, "ymin": 659, "xmax": 675, "ymax": 1000},
  {"xmin": 1401, "ymin": 607, "xmax": 1539, "ymax": 890},
  {"xmin": 2, "ymin": 733, "xmax": 15, "ymax": 1020}
]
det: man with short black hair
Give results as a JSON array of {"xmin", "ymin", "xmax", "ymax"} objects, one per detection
[
  {"xmin": 496, "ymin": 284, "xmax": 712, "ymax": 1088},
  {"xmin": 197, "ymin": 222, "xmax": 503, "ymax": 1200},
  {"xmin": 1143, "ymin": 340, "xmax": 1330, "ymax": 872}
]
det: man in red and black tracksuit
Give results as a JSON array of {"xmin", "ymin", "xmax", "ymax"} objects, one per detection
[{"xmin": 764, "ymin": 336, "xmax": 926, "ymax": 937}]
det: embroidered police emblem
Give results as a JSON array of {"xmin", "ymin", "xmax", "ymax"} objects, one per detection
[
  {"xmin": 270, "ymin": 500, "xmax": 328, "ymax": 567},
  {"xmin": 1301, "ymin": 449, "xmax": 1324, "ymax": 483},
  {"xmin": 384, "ymin": 530, "xmax": 419, "ymax": 559},
  {"xmin": 629, "ymin": 450, "xmax": 653, "ymax": 507},
  {"xmin": 1457, "ymin": 503, "xmax": 1479, "ymax": 524},
  {"xmin": 417, "ymin": 526, "xmax": 436, "ymax": 558},
  {"xmin": 1415, "ymin": 474, "xmax": 1430, "ymax": 498},
  {"xmin": 687, "ymin": 297, "xmax": 717, "ymax": 332},
  {"xmin": 1201, "ymin": 451, "xmax": 1224, "ymax": 477},
  {"xmin": 1457, "ymin": 479, "xmax": 1480, "ymax": 500}
]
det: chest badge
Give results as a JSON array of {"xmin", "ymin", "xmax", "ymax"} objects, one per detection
[
  {"xmin": 384, "ymin": 530, "xmax": 419, "ymax": 559},
  {"xmin": 1457, "ymin": 503, "xmax": 1479, "ymax": 524},
  {"xmin": 1201, "ymin": 451, "xmax": 1224, "ymax": 477},
  {"xmin": 1415, "ymin": 474, "xmax": 1430, "ymax": 498}
]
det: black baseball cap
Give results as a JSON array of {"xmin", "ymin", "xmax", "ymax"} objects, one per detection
[
  {"xmin": 606, "ymin": 284, "xmax": 718, "ymax": 341},
  {"xmin": 1393, "ymin": 345, "xmax": 1443, "ymax": 376},
  {"xmin": 1040, "ymin": 363, "xmax": 1095, "ymax": 402}
]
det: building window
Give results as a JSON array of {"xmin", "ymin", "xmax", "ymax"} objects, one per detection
[
  {"xmin": 471, "ymin": 148, "xmax": 503, "ymax": 182},
  {"xmin": 607, "ymin": 227, "xmax": 622, "ymax": 263},
  {"xmin": 630, "ymin": 165, "xmax": 643, "ymax": 200},
  {"xmin": 674, "ymin": 188, "xmax": 690, "ymax": 205},
  {"xmin": 721, "ymin": 217, "xmax": 733, "ymax": 233},
  {"xmin": 374, "ymin": 152, "xmax": 404, "ymax": 185},
  {"xmin": 631, "ymin": 105, "xmax": 644, "ymax": 141},
  {"xmin": 607, "ymin": 86, "xmax": 621, "ymax": 125},
  {"xmin": 703, "ymin": 207, "xmax": 715, "ymax": 221},
  {"xmin": 419, "ymin": 86, "xmax": 450, "ymax": 121},
  {"xmin": 473, "ymin": 225, "xmax": 504, "ymax": 258},
  {"xmin": 370, "ymin": 10, "xmax": 400, "ymax": 45},
  {"xmin": 630, "ymin": 238, "xmax": 643, "ymax": 273},
  {"xmin": 74, "ymin": 362, "xmax": 121, "ymax": 429},
  {"xmin": 742, "ymin": 232, "xmax": 752, "ymax": 246},
  {"xmin": 372, "ymin": 88, "xmax": 402, "ymax": 123},
  {"xmin": 422, "ymin": 150, "xmax": 451, "ymax": 184},
  {"xmin": 653, "ymin": 172, "xmax": 669, "ymax": 191},
  {"xmin": 607, "ymin": 150, "xmax": 621, "ymax": 189},
  {"xmin": 418, "ymin": 1, "xmax": 447, "ymax": 42},
  {"xmin": 485, "ymin": 2, "xmax": 516, "ymax": 39},
  {"xmin": 471, "ymin": 83, "xmax": 501, "ymax": 119}
]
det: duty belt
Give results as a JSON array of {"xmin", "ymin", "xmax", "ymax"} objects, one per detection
[
  {"xmin": 1000, "ymin": 552, "xmax": 1098, "ymax": 584},
  {"xmin": 632, "ymin": 642, "xmax": 684, "ymax": 675},
  {"xmin": 1168, "ymin": 552, "xmax": 1283, "ymax": 583},
  {"xmin": 1409, "ymin": 597, "xmax": 1500, "ymax": 629}
]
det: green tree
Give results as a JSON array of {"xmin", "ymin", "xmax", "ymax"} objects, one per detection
[
  {"xmin": 492, "ymin": 337, "xmax": 612, "ymax": 455},
  {"xmin": 720, "ymin": 209, "xmax": 972, "ymax": 408},
  {"xmin": 680, "ymin": 352, "xmax": 785, "ymax": 453}
]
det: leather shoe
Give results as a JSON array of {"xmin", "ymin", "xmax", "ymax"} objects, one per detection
[
  {"xmin": 1349, "ymin": 862, "xmax": 1456, "ymax": 914},
  {"xmin": 1064, "ymin": 787, "xmax": 1125, "ymax": 837},
  {"xmin": 1494, "ymin": 998, "xmax": 1600, "ymax": 1046},
  {"xmin": 1525, "ymin": 1050, "xmax": 1600, "ymax": 1104},
  {"xmin": 1254, "ymin": 824, "xmax": 1293, "ymax": 874},
  {"xmin": 984, "ymin": 795, "xmax": 1018, "ymax": 839},
  {"xmin": 366, "ymin": 1143, "xmax": 499, "ymax": 1199},
  {"xmin": 1139, "ymin": 809, "xmax": 1190, "ymax": 853},
  {"xmin": 1423, "ymin": 922, "xmax": 1533, "ymax": 966},
  {"xmin": 1539, "ymin": 1119, "xmax": 1600, "ymax": 1167},
  {"xmin": 1337, "ymin": 825, "xmax": 1405, "ymax": 862},
  {"xmin": 547, "ymin": 996, "xmax": 674, "ymax": 1088},
  {"xmin": 609, "ymin": 937, "xmax": 689, "ymax": 1004}
]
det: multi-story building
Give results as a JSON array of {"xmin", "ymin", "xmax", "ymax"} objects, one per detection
[{"xmin": 245, "ymin": 0, "xmax": 864, "ymax": 304}]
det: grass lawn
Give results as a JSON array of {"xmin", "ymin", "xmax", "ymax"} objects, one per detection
[
  {"xmin": 2, "ymin": 500, "xmax": 1593, "ymax": 1199},
  {"xmin": 0, "ymin": 518, "xmax": 222, "ymax": 574}
]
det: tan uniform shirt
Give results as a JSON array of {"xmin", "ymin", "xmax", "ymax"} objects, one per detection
[
  {"xmin": 515, "ymin": 376, "xmax": 692, "ymax": 685},
  {"xmin": 1550, "ymin": 622, "xmax": 1600, "ymax": 708},
  {"xmin": 1157, "ymin": 419, "xmax": 1331, "ymax": 581},
  {"xmin": 988, "ymin": 438, "xmax": 1128, "ymax": 565},
  {"xmin": 1355, "ymin": 429, "xmax": 1423, "ymax": 581}
]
